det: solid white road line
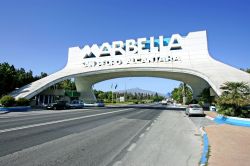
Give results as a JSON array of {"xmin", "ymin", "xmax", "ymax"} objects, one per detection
[
  {"xmin": 0, "ymin": 108, "xmax": 133, "ymax": 134},
  {"xmin": 0, "ymin": 109, "xmax": 96, "ymax": 118},
  {"xmin": 0, "ymin": 109, "xmax": 99, "ymax": 122}
]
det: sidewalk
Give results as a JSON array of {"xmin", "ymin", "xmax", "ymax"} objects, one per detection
[
  {"xmin": 205, "ymin": 124, "xmax": 250, "ymax": 166},
  {"xmin": 114, "ymin": 110, "xmax": 202, "ymax": 166},
  {"xmin": 204, "ymin": 111, "xmax": 250, "ymax": 166}
]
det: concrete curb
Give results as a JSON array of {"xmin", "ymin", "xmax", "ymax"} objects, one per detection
[
  {"xmin": 213, "ymin": 115, "xmax": 250, "ymax": 127},
  {"xmin": 200, "ymin": 127, "xmax": 209, "ymax": 166},
  {"xmin": 205, "ymin": 115, "xmax": 214, "ymax": 121}
]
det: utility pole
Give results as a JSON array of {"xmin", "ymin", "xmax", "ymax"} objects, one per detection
[
  {"xmin": 112, "ymin": 91, "xmax": 114, "ymax": 103},
  {"xmin": 114, "ymin": 84, "xmax": 118, "ymax": 102},
  {"xmin": 115, "ymin": 92, "xmax": 117, "ymax": 102},
  {"xmin": 111, "ymin": 83, "xmax": 113, "ymax": 103}
]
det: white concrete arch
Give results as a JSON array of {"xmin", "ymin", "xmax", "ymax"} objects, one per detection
[
  {"xmin": 73, "ymin": 68, "xmax": 212, "ymax": 103},
  {"xmin": 10, "ymin": 67, "xmax": 211, "ymax": 103},
  {"xmin": 10, "ymin": 31, "xmax": 250, "ymax": 103}
]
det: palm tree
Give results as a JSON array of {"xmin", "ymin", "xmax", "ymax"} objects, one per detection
[
  {"xmin": 220, "ymin": 82, "xmax": 249, "ymax": 105},
  {"xmin": 217, "ymin": 82, "xmax": 250, "ymax": 116}
]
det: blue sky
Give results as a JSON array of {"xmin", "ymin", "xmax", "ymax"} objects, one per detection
[{"xmin": 0, "ymin": 0, "xmax": 249, "ymax": 94}]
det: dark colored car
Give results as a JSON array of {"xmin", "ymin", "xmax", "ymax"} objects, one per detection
[{"xmin": 46, "ymin": 101, "xmax": 69, "ymax": 110}]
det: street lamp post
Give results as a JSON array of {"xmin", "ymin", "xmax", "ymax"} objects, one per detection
[
  {"xmin": 182, "ymin": 82, "xmax": 187, "ymax": 105},
  {"xmin": 111, "ymin": 84, "xmax": 114, "ymax": 103},
  {"xmin": 124, "ymin": 80, "xmax": 127, "ymax": 102},
  {"xmin": 124, "ymin": 78, "xmax": 131, "ymax": 102}
]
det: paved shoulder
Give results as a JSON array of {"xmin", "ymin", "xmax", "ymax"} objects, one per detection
[{"xmin": 115, "ymin": 110, "xmax": 202, "ymax": 166}]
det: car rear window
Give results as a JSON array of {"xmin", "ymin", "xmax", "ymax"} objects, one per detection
[{"xmin": 190, "ymin": 105, "xmax": 201, "ymax": 108}]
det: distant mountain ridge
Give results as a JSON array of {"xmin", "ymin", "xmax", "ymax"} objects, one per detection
[{"xmin": 116, "ymin": 88, "xmax": 165, "ymax": 97}]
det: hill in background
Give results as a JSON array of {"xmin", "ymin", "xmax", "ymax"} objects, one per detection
[{"xmin": 116, "ymin": 88, "xmax": 165, "ymax": 97}]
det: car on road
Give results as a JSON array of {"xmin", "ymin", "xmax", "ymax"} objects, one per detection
[
  {"xmin": 95, "ymin": 102, "xmax": 105, "ymax": 107},
  {"xmin": 185, "ymin": 104, "xmax": 204, "ymax": 116},
  {"xmin": 84, "ymin": 102, "xmax": 105, "ymax": 107},
  {"xmin": 161, "ymin": 99, "xmax": 173, "ymax": 105},
  {"xmin": 46, "ymin": 101, "xmax": 70, "ymax": 110},
  {"xmin": 209, "ymin": 105, "xmax": 217, "ymax": 112},
  {"xmin": 69, "ymin": 100, "xmax": 84, "ymax": 109},
  {"xmin": 161, "ymin": 100, "xmax": 168, "ymax": 105}
]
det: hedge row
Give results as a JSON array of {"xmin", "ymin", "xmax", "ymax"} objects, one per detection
[{"xmin": 0, "ymin": 95, "xmax": 30, "ymax": 107}]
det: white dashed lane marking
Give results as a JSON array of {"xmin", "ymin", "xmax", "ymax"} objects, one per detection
[
  {"xmin": 139, "ymin": 133, "xmax": 145, "ymax": 138},
  {"xmin": 127, "ymin": 143, "xmax": 137, "ymax": 152}
]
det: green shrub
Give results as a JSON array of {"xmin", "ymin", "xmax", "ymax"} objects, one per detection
[
  {"xmin": 133, "ymin": 100, "xmax": 138, "ymax": 104},
  {"xmin": 0, "ymin": 95, "xmax": 16, "ymax": 107},
  {"xmin": 216, "ymin": 81, "xmax": 250, "ymax": 118},
  {"xmin": 217, "ymin": 105, "xmax": 250, "ymax": 118},
  {"xmin": 140, "ymin": 101, "xmax": 145, "ymax": 104},
  {"xmin": 239, "ymin": 109, "xmax": 250, "ymax": 118},
  {"xmin": 104, "ymin": 99, "xmax": 111, "ymax": 103},
  {"xmin": 217, "ymin": 106, "xmax": 234, "ymax": 116},
  {"xmin": 16, "ymin": 98, "xmax": 30, "ymax": 106}
]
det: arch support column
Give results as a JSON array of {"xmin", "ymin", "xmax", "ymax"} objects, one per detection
[
  {"xmin": 185, "ymin": 79, "xmax": 211, "ymax": 100},
  {"xmin": 75, "ymin": 77, "xmax": 96, "ymax": 103}
]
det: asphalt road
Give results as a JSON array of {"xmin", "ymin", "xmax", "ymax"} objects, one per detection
[
  {"xmin": 0, "ymin": 104, "xmax": 213, "ymax": 166},
  {"xmin": 0, "ymin": 105, "xmax": 162, "ymax": 166}
]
